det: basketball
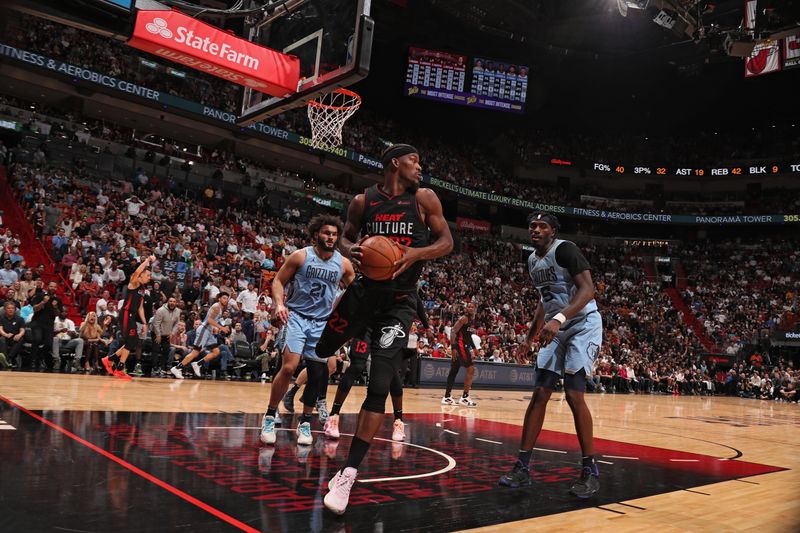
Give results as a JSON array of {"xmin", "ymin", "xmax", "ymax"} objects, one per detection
[{"xmin": 359, "ymin": 236, "xmax": 404, "ymax": 280}]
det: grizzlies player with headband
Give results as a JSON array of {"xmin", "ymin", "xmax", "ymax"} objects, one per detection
[
  {"xmin": 260, "ymin": 215, "xmax": 355, "ymax": 447},
  {"xmin": 169, "ymin": 292, "xmax": 232, "ymax": 379},
  {"xmin": 499, "ymin": 212, "xmax": 602, "ymax": 499},
  {"xmin": 319, "ymin": 144, "xmax": 453, "ymax": 514}
]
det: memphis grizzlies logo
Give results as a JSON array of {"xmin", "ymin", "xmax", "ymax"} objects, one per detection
[
  {"xmin": 379, "ymin": 324, "xmax": 406, "ymax": 349},
  {"xmin": 587, "ymin": 342, "xmax": 600, "ymax": 361}
]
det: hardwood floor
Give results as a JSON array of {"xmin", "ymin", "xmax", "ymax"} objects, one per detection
[{"xmin": 0, "ymin": 372, "xmax": 797, "ymax": 532}]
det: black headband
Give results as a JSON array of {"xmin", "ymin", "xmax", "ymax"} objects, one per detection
[
  {"xmin": 527, "ymin": 212, "xmax": 561, "ymax": 230},
  {"xmin": 380, "ymin": 144, "xmax": 419, "ymax": 166}
]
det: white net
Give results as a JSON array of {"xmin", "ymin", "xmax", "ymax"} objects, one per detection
[{"xmin": 306, "ymin": 88, "xmax": 362, "ymax": 150}]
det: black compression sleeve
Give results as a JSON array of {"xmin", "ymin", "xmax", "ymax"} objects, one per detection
[{"xmin": 554, "ymin": 241, "xmax": 591, "ymax": 278}]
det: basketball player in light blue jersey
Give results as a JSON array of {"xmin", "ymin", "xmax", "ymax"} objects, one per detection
[
  {"xmin": 260, "ymin": 215, "xmax": 355, "ymax": 447},
  {"xmin": 499, "ymin": 212, "xmax": 602, "ymax": 499},
  {"xmin": 169, "ymin": 292, "xmax": 232, "ymax": 379}
]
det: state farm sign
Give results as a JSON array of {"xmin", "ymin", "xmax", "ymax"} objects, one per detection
[{"xmin": 128, "ymin": 10, "xmax": 300, "ymax": 97}]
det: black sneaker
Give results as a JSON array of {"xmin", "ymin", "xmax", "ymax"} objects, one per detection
[
  {"xmin": 282, "ymin": 387, "xmax": 297, "ymax": 413},
  {"xmin": 498, "ymin": 460, "xmax": 533, "ymax": 488},
  {"xmin": 569, "ymin": 465, "xmax": 600, "ymax": 499}
]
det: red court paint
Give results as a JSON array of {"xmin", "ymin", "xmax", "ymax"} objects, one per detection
[{"xmin": 0, "ymin": 394, "xmax": 260, "ymax": 533}]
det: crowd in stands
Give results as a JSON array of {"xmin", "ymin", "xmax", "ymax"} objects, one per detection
[
  {"xmin": 6, "ymin": 17, "xmax": 242, "ymax": 114},
  {"xmin": 5, "ymin": 15, "xmax": 800, "ymax": 219},
  {"xmin": 0, "ymin": 161, "xmax": 797, "ymax": 402},
  {"xmin": 680, "ymin": 240, "xmax": 799, "ymax": 351}
]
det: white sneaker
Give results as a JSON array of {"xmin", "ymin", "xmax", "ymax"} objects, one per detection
[
  {"xmin": 458, "ymin": 395, "xmax": 477, "ymax": 407},
  {"xmin": 190, "ymin": 361, "xmax": 202, "ymax": 377},
  {"xmin": 260, "ymin": 415, "xmax": 276, "ymax": 445},
  {"xmin": 324, "ymin": 467, "xmax": 357, "ymax": 515},
  {"xmin": 296, "ymin": 421, "xmax": 313, "ymax": 445},
  {"xmin": 441, "ymin": 396, "xmax": 456, "ymax": 405},
  {"xmin": 391, "ymin": 419, "xmax": 405, "ymax": 442},
  {"xmin": 324, "ymin": 414, "xmax": 340, "ymax": 439},
  {"xmin": 170, "ymin": 366, "xmax": 184, "ymax": 379}
]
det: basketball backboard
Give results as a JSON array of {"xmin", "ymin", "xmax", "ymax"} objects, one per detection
[{"xmin": 237, "ymin": 0, "xmax": 373, "ymax": 126}]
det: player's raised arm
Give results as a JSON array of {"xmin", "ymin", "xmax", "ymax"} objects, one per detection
[{"xmin": 129, "ymin": 255, "xmax": 155, "ymax": 289}]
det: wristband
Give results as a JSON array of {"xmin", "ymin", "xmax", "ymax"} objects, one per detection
[{"xmin": 553, "ymin": 313, "xmax": 567, "ymax": 325}]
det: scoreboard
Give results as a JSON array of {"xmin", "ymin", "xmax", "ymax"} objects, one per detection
[
  {"xmin": 405, "ymin": 47, "xmax": 528, "ymax": 113},
  {"xmin": 589, "ymin": 162, "xmax": 800, "ymax": 176},
  {"xmin": 470, "ymin": 57, "xmax": 528, "ymax": 104},
  {"xmin": 405, "ymin": 47, "xmax": 467, "ymax": 93}
]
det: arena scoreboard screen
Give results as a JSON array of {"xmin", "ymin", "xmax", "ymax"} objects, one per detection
[
  {"xmin": 588, "ymin": 161, "xmax": 800, "ymax": 177},
  {"xmin": 405, "ymin": 47, "xmax": 528, "ymax": 113}
]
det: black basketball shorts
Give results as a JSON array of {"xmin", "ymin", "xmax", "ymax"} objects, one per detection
[
  {"xmin": 316, "ymin": 279, "xmax": 417, "ymax": 362},
  {"xmin": 118, "ymin": 313, "xmax": 140, "ymax": 351}
]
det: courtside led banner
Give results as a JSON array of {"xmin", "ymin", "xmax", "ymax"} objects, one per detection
[{"xmin": 128, "ymin": 10, "xmax": 300, "ymax": 97}]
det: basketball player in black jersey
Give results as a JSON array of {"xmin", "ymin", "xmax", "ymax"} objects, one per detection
[
  {"xmin": 102, "ymin": 255, "xmax": 155, "ymax": 380},
  {"xmin": 317, "ymin": 144, "xmax": 453, "ymax": 514},
  {"xmin": 442, "ymin": 303, "xmax": 478, "ymax": 406},
  {"xmin": 324, "ymin": 297, "xmax": 428, "ymax": 441}
]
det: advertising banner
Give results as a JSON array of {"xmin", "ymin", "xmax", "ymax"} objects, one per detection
[
  {"xmin": 128, "ymin": 10, "xmax": 299, "ymax": 96},
  {"xmin": 456, "ymin": 216, "xmax": 491, "ymax": 233},
  {"xmin": 418, "ymin": 357, "xmax": 537, "ymax": 390}
]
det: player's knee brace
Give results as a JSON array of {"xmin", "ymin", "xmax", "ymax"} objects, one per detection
[
  {"xmin": 533, "ymin": 369, "xmax": 560, "ymax": 391},
  {"xmin": 564, "ymin": 369, "xmax": 588, "ymax": 392}
]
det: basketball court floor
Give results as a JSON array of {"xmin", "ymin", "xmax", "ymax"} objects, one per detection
[{"xmin": 0, "ymin": 373, "xmax": 797, "ymax": 532}]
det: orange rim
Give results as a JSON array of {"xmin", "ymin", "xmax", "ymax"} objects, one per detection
[{"xmin": 307, "ymin": 88, "xmax": 362, "ymax": 111}]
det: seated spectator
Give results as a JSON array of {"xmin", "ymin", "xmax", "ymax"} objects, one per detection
[
  {"xmin": 53, "ymin": 309, "xmax": 84, "ymax": 372},
  {"xmin": 79, "ymin": 311, "xmax": 104, "ymax": 373},
  {"xmin": 0, "ymin": 260, "xmax": 18, "ymax": 287},
  {"xmin": 0, "ymin": 301, "xmax": 27, "ymax": 370},
  {"xmin": 95, "ymin": 289, "xmax": 111, "ymax": 316}
]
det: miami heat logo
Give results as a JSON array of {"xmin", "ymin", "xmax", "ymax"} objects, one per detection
[{"xmin": 378, "ymin": 324, "xmax": 406, "ymax": 349}]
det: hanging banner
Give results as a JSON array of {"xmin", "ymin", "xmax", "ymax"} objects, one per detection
[
  {"xmin": 128, "ymin": 9, "xmax": 300, "ymax": 96},
  {"xmin": 745, "ymin": 40, "xmax": 781, "ymax": 77},
  {"xmin": 744, "ymin": 0, "xmax": 757, "ymax": 30},
  {"xmin": 784, "ymin": 33, "xmax": 800, "ymax": 69}
]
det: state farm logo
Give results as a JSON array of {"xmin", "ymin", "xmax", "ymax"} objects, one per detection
[
  {"xmin": 146, "ymin": 17, "xmax": 172, "ymax": 39},
  {"xmin": 142, "ymin": 16, "xmax": 261, "ymax": 71}
]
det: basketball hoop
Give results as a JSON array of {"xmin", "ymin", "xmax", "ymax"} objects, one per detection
[{"xmin": 306, "ymin": 88, "xmax": 362, "ymax": 150}]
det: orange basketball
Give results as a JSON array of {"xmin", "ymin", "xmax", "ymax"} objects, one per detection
[{"xmin": 359, "ymin": 236, "xmax": 404, "ymax": 281}]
